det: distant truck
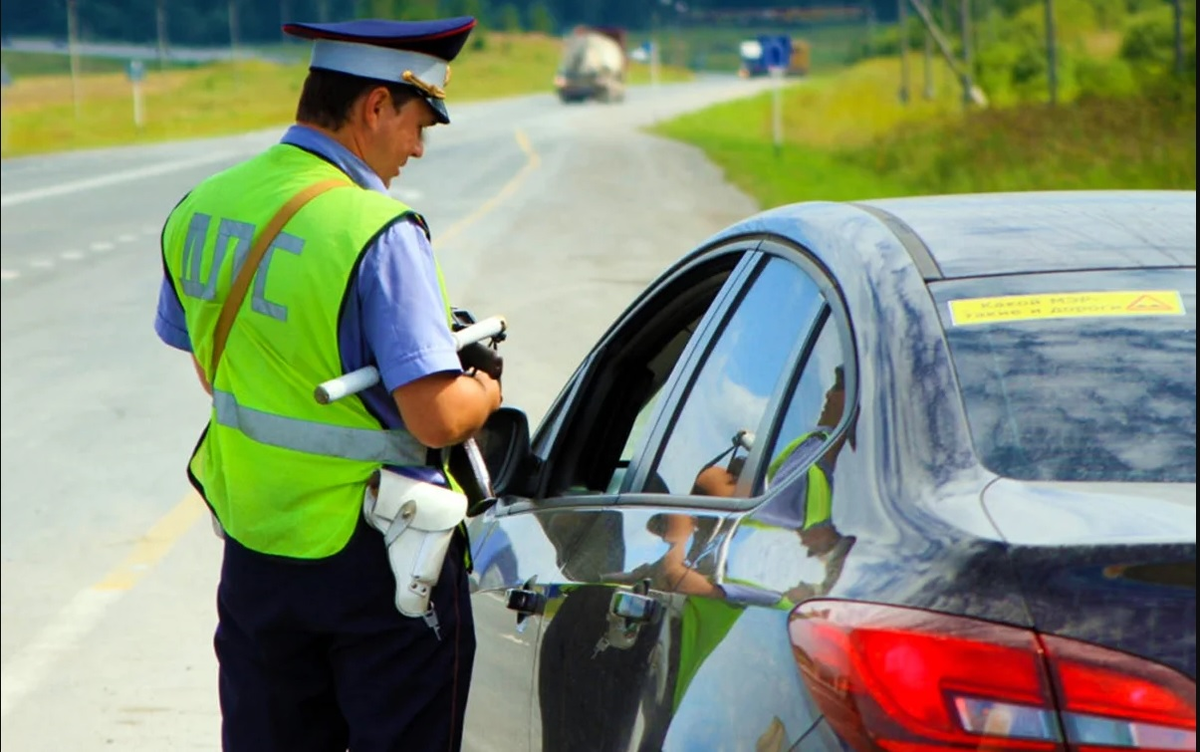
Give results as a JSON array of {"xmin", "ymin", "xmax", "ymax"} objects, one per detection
[
  {"xmin": 738, "ymin": 34, "xmax": 811, "ymax": 78},
  {"xmin": 555, "ymin": 26, "xmax": 628, "ymax": 104}
]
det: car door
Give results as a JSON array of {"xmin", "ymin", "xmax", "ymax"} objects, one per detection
[
  {"xmin": 529, "ymin": 250, "xmax": 839, "ymax": 751},
  {"xmin": 462, "ymin": 242, "xmax": 759, "ymax": 752}
]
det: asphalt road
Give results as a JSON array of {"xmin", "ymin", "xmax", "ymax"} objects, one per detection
[{"xmin": 0, "ymin": 77, "xmax": 774, "ymax": 750}]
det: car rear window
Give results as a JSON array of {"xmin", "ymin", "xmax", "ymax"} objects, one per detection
[{"xmin": 932, "ymin": 269, "xmax": 1197, "ymax": 484}]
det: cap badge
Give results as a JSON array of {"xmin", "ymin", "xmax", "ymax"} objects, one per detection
[{"xmin": 402, "ymin": 65, "xmax": 452, "ymax": 100}]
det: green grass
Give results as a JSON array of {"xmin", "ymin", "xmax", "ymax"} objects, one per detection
[
  {"xmin": 0, "ymin": 32, "xmax": 691, "ymax": 158},
  {"xmin": 1, "ymin": 49, "xmax": 203, "ymax": 77},
  {"xmin": 653, "ymin": 56, "xmax": 1196, "ymax": 207},
  {"xmin": 653, "ymin": 57, "xmax": 964, "ymax": 205},
  {"xmin": 852, "ymin": 87, "xmax": 1197, "ymax": 194}
]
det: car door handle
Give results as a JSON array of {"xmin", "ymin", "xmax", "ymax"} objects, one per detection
[{"xmin": 610, "ymin": 591, "xmax": 661, "ymax": 624}]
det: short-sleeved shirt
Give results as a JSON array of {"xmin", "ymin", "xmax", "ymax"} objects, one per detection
[{"xmin": 154, "ymin": 125, "xmax": 462, "ymax": 483}]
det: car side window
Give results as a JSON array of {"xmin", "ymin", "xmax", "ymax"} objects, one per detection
[
  {"xmin": 641, "ymin": 256, "xmax": 827, "ymax": 498},
  {"xmin": 543, "ymin": 257, "xmax": 745, "ymax": 499},
  {"xmin": 761, "ymin": 320, "xmax": 849, "ymax": 492}
]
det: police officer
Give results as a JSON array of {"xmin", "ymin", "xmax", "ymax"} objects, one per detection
[{"xmin": 153, "ymin": 15, "xmax": 499, "ymax": 752}]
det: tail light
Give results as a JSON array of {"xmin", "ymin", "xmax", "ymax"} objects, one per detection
[{"xmin": 789, "ymin": 601, "xmax": 1197, "ymax": 752}]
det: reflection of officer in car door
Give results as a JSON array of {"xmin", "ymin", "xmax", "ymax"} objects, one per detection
[
  {"xmin": 661, "ymin": 370, "xmax": 858, "ymax": 747},
  {"xmin": 757, "ymin": 367, "xmax": 858, "ymax": 606},
  {"xmin": 535, "ymin": 510, "xmax": 654, "ymax": 752}
]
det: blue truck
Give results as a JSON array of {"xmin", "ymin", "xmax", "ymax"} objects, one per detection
[{"xmin": 738, "ymin": 34, "xmax": 811, "ymax": 78}]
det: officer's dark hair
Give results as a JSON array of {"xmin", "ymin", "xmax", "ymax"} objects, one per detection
[{"xmin": 296, "ymin": 68, "xmax": 422, "ymax": 130}]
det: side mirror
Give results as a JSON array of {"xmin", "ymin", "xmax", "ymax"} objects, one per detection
[{"xmin": 475, "ymin": 406, "xmax": 536, "ymax": 501}]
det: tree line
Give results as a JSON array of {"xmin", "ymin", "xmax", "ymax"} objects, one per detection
[{"xmin": 2, "ymin": 0, "xmax": 891, "ymax": 47}]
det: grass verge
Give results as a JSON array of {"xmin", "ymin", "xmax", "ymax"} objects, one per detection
[{"xmin": 652, "ymin": 57, "xmax": 1196, "ymax": 207}]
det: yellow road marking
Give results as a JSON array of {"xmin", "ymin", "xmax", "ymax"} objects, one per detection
[
  {"xmin": 94, "ymin": 491, "xmax": 207, "ymax": 591},
  {"xmin": 1, "ymin": 490, "xmax": 207, "ymax": 719},
  {"xmin": 949, "ymin": 290, "xmax": 1187, "ymax": 326},
  {"xmin": 438, "ymin": 128, "xmax": 541, "ymax": 247}
]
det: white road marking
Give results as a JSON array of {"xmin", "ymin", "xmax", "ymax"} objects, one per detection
[
  {"xmin": 117, "ymin": 234, "xmax": 137, "ymax": 243},
  {"xmin": 0, "ymin": 151, "xmax": 239, "ymax": 208},
  {"xmin": 392, "ymin": 188, "xmax": 423, "ymax": 201},
  {"xmin": 60, "ymin": 251, "xmax": 85, "ymax": 261},
  {"xmin": 1, "ymin": 269, "xmax": 18, "ymax": 280},
  {"xmin": 0, "ymin": 589, "xmax": 123, "ymax": 720},
  {"xmin": 29, "ymin": 260, "xmax": 54, "ymax": 269},
  {"xmin": 141, "ymin": 225, "xmax": 159, "ymax": 236},
  {"xmin": 90, "ymin": 241, "xmax": 115, "ymax": 252}
]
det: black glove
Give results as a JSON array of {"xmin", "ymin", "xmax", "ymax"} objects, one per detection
[{"xmin": 459, "ymin": 342, "xmax": 503, "ymax": 380}]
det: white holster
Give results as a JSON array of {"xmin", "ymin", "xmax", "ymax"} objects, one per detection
[{"xmin": 363, "ymin": 469, "xmax": 468, "ymax": 619}]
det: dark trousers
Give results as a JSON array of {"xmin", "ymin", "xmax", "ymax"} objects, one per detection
[{"xmin": 214, "ymin": 518, "xmax": 475, "ymax": 752}]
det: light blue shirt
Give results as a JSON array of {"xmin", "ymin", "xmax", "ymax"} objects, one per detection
[{"xmin": 155, "ymin": 125, "xmax": 461, "ymax": 481}]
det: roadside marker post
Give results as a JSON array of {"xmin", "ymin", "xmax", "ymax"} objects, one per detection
[
  {"xmin": 127, "ymin": 60, "xmax": 146, "ymax": 130},
  {"xmin": 1, "ymin": 65, "xmax": 11, "ymax": 154},
  {"xmin": 763, "ymin": 37, "xmax": 790, "ymax": 158},
  {"xmin": 650, "ymin": 39, "xmax": 660, "ymax": 88},
  {"xmin": 770, "ymin": 66, "xmax": 785, "ymax": 157}
]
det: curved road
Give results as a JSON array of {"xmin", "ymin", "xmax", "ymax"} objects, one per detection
[{"xmin": 0, "ymin": 78, "xmax": 772, "ymax": 750}]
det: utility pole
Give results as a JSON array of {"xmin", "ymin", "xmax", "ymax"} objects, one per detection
[
  {"xmin": 155, "ymin": 0, "xmax": 168, "ymax": 70},
  {"xmin": 228, "ymin": 0, "xmax": 241, "ymax": 62},
  {"xmin": 651, "ymin": 7, "xmax": 661, "ymax": 87},
  {"xmin": 899, "ymin": 0, "xmax": 911, "ymax": 103},
  {"xmin": 909, "ymin": 0, "xmax": 987, "ymax": 105},
  {"xmin": 66, "ymin": 0, "xmax": 83, "ymax": 120},
  {"xmin": 318, "ymin": 0, "xmax": 331, "ymax": 23},
  {"xmin": 1172, "ymin": 0, "xmax": 1185, "ymax": 77},
  {"xmin": 960, "ymin": 0, "xmax": 975, "ymax": 107},
  {"xmin": 1045, "ymin": 0, "xmax": 1059, "ymax": 104},
  {"xmin": 864, "ymin": 1, "xmax": 876, "ymax": 57},
  {"xmin": 924, "ymin": 30, "xmax": 935, "ymax": 99},
  {"xmin": 280, "ymin": 0, "xmax": 292, "ymax": 43}
]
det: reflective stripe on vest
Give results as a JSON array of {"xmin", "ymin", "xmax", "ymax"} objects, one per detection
[{"xmin": 213, "ymin": 389, "xmax": 427, "ymax": 466}]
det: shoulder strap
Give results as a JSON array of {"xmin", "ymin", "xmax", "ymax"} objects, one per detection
[{"xmin": 209, "ymin": 178, "xmax": 352, "ymax": 379}]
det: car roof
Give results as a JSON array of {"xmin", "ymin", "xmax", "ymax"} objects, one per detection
[{"xmin": 854, "ymin": 190, "xmax": 1197, "ymax": 280}]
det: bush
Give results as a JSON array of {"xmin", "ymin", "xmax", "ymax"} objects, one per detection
[
  {"xmin": 1074, "ymin": 55, "xmax": 1139, "ymax": 96},
  {"xmin": 1013, "ymin": 0, "xmax": 1101, "ymax": 38},
  {"xmin": 1088, "ymin": 0, "xmax": 1132, "ymax": 29},
  {"xmin": 974, "ymin": 30, "xmax": 1081, "ymax": 103},
  {"xmin": 1120, "ymin": 6, "xmax": 1197, "ymax": 79}
]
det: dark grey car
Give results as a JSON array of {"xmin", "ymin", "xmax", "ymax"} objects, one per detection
[{"xmin": 462, "ymin": 191, "xmax": 1197, "ymax": 752}]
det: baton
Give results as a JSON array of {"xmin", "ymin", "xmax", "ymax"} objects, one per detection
[{"xmin": 314, "ymin": 315, "xmax": 507, "ymax": 405}]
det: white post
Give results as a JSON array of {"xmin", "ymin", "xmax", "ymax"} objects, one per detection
[
  {"xmin": 650, "ymin": 38, "xmax": 660, "ymax": 87},
  {"xmin": 771, "ymin": 66, "xmax": 785, "ymax": 156},
  {"xmin": 1, "ymin": 84, "xmax": 8, "ymax": 156},
  {"xmin": 1, "ymin": 65, "xmax": 10, "ymax": 154},
  {"xmin": 128, "ymin": 60, "xmax": 146, "ymax": 130},
  {"xmin": 132, "ymin": 80, "xmax": 145, "ymax": 130}
]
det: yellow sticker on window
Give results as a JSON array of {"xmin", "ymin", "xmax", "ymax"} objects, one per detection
[{"xmin": 948, "ymin": 290, "xmax": 1187, "ymax": 326}]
